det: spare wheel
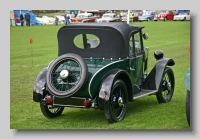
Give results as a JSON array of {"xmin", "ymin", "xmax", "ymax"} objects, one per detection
[{"xmin": 46, "ymin": 53, "xmax": 88, "ymax": 97}]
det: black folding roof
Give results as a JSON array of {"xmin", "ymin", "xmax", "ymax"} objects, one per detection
[{"xmin": 57, "ymin": 22, "xmax": 144, "ymax": 59}]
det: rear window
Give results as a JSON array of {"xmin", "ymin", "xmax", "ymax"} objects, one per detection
[{"xmin": 73, "ymin": 34, "xmax": 100, "ymax": 49}]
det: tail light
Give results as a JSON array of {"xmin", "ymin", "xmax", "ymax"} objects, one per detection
[{"xmin": 83, "ymin": 100, "xmax": 91, "ymax": 107}]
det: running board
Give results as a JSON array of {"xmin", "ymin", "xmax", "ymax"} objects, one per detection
[{"xmin": 133, "ymin": 89, "xmax": 157, "ymax": 99}]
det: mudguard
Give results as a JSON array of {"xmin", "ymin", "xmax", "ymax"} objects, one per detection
[
  {"xmin": 98, "ymin": 69, "xmax": 131, "ymax": 109},
  {"xmin": 143, "ymin": 58, "xmax": 175, "ymax": 90},
  {"xmin": 33, "ymin": 67, "xmax": 48, "ymax": 102},
  {"xmin": 184, "ymin": 67, "xmax": 190, "ymax": 91}
]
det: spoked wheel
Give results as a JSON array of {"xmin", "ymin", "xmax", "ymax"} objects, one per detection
[
  {"xmin": 46, "ymin": 53, "xmax": 88, "ymax": 97},
  {"xmin": 186, "ymin": 90, "xmax": 190, "ymax": 126},
  {"xmin": 40, "ymin": 102, "xmax": 64, "ymax": 118},
  {"xmin": 156, "ymin": 67, "xmax": 175, "ymax": 103},
  {"xmin": 104, "ymin": 79, "xmax": 128, "ymax": 123}
]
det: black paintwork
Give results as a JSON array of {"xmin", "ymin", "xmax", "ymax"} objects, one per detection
[
  {"xmin": 33, "ymin": 67, "xmax": 47, "ymax": 102},
  {"xmin": 143, "ymin": 58, "xmax": 175, "ymax": 90}
]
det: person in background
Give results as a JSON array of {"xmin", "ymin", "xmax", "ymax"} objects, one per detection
[
  {"xmin": 64, "ymin": 11, "xmax": 70, "ymax": 25},
  {"xmin": 54, "ymin": 15, "xmax": 59, "ymax": 25},
  {"xmin": 20, "ymin": 12, "xmax": 24, "ymax": 26},
  {"xmin": 71, "ymin": 12, "xmax": 75, "ymax": 18},
  {"xmin": 25, "ymin": 11, "xmax": 31, "ymax": 26},
  {"xmin": 74, "ymin": 11, "xmax": 78, "ymax": 17},
  {"xmin": 14, "ymin": 12, "xmax": 17, "ymax": 24},
  {"xmin": 129, "ymin": 11, "xmax": 134, "ymax": 22}
]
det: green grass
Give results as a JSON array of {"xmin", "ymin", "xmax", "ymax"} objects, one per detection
[{"xmin": 10, "ymin": 20, "xmax": 190, "ymax": 129}]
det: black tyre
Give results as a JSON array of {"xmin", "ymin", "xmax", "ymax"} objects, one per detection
[
  {"xmin": 104, "ymin": 79, "xmax": 128, "ymax": 123},
  {"xmin": 156, "ymin": 67, "xmax": 175, "ymax": 103},
  {"xmin": 186, "ymin": 90, "xmax": 190, "ymax": 126},
  {"xmin": 40, "ymin": 102, "xmax": 64, "ymax": 118},
  {"xmin": 46, "ymin": 53, "xmax": 88, "ymax": 97}
]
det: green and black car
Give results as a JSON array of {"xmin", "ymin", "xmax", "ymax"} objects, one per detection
[{"xmin": 33, "ymin": 22, "xmax": 175, "ymax": 123}]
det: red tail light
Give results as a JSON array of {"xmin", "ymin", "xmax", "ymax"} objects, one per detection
[
  {"xmin": 83, "ymin": 100, "xmax": 90, "ymax": 106},
  {"xmin": 46, "ymin": 98, "xmax": 53, "ymax": 104}
]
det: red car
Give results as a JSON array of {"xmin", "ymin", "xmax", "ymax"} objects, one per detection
[
  {"xmin": 154, "ymin": 11, "xmax": 175, "ymax": 21},
  {"xmin": 71, "ymin": 13, "xmax": 100, "ymax": 23}
]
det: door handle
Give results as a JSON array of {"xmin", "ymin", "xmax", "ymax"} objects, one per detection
[{"xmin": 130, "ymin": 67, "xmax": 135, "ymax": 71}]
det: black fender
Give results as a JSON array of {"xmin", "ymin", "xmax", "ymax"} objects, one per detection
[
  {"xmin": 143, "ymin": 58, "xmax": 175, "ymax": 90},
  {"xmin": 33, "ymin": 67, "xmax": 48, "ymax": 102},
  {"xmin": 98, "ymin": 69, "xmax": 132, "ymax": 109}
]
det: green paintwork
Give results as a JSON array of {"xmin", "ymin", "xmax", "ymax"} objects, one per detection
[
  {"xmin": 73, "ymin": 54, "xmax": 146, "ymax": 98},
  {"xmin": 73, "ymin": 59, "xmax": 129, "ymax": 98}
]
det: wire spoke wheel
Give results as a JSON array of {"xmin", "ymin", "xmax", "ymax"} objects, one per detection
[
  {"xmin": 51, "ymin": 59, "xmax": 81, "ymax": 92},
  {"xmin": 46, "ymin": 53, "xmax": 88, "ymax": 97},
  {"xmin": 156, "ymin": 67, "xmax": 175, "ymax": 103},
  {"xmin": 40, "ymin": 102, "xmax": 64, "ymax": 118},
  {"xmin": 104, "ymin": 79, "xmax": 128, "ymax": 123}
]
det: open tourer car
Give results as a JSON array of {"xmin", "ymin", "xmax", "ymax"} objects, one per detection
[{"xmin": 33, "ymin": 22, "xmax": 175, "ymax": 123}]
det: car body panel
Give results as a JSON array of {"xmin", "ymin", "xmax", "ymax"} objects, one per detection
[
  {"xmin": 173, "ymin": 12, "xmax": 190, "ymax": 21},
  {"xmin": 33, "ymin": 67, "xmax": 48, "ymax": 102},
  {"xmin": 138, "ymin": 11, "xmax": 155, "ymax": 21},
  {"xmin": 96, "ymin": 13, "xmax": 120, "ymax": 22},
  {"xmin": 154, "ymin": 11, "xmax": 175, "ymax": 21},
  {"xmin": 71, "ymin": 13, "xmax": 99, "ymax": 23}
]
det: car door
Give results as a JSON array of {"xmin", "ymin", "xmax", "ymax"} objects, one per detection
[
  {"xmin": 129, "ymin": 31, "xmax": 144, "ymax": 93},
  {"xmin": 167, "ymin": 11, "xmax": 174, "ymax": 20}
]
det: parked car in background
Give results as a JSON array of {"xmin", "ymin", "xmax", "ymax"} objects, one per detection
[
  {"xmin": 33, "ymin": 22, "xmax": 175, "ymax": 123},
  {"xmin": 173, "ymin": 12, "xmax": 190, "ymax": 21},
  {"xmin": 138, "ymin": 11, "xmax": 155, "ymax": 21},
  {"xmin": 96, "ymin": 13, "xmax": 120, "ymax": 22},
  {"xmin": 71, "ymin": 13, "xmax": 100, "ymax": 23},
  {"xmin": 79, "ymin": 10, "xmax": 106, "ymax": 17},
  {"xmin": 154, "ymin": 11, "xmax": 175, "ymax": 21}
]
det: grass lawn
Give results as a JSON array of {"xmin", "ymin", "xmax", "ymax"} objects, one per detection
[{"xmin": 10, "ymin": 20, "xmax": 190, "ymax": 129}]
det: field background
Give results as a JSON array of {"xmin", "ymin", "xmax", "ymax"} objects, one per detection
[{"xmin": 10, "ymin": 20, "xmax": 190, "ymax": 129}]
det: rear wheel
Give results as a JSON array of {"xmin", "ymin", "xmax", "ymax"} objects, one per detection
[
  {"xmin": 104, "ymin": 79, "xmax": 128, "ymax": 123},
  {"xmin": 40, "ymin": 100, "xmax": 64, "ymax": 118},
  {"xmin": 156, "ymin": 67, "xmax": 175, "ymax": 103}
]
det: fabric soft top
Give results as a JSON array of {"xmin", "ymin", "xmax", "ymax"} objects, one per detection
[{"xmin": 57, "ymin": 22, "xmax": 144, "ymax": 59}]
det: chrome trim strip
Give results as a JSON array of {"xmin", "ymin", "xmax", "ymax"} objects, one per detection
[
  {"xmin": 53, "ymin": 104, "xmax": 86, "ymax": 108},
  {"xmin": 133, "ymin": 90, "xmax": 157, "ymax": 99}
]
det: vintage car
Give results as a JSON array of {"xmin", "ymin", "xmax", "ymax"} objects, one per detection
[
  {"xmin": 138, "ymin": 11, "xmax": 155, "ymax": 21},
  {"xmin": 33, "ymin": 22, "xmax": 175, "ymax": 123},
  {"xmin": 185, "ymin": 67, "xmax": 190, "ymax": 126},
  {"xmin": 154, "ymin": 11, "xmax": 175, "ymax": 21},
  {"xmin": 70, "ymin": 13, "xmax": 100, "ymax": 23},
  {"xmin": 96, "ymin": 13, "xmax": 120, "ymax": 22},
  {"xmin": 173, "ymin": 12, "xmax": 190, "ymax": 21}
]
